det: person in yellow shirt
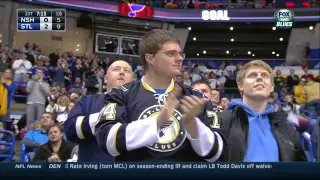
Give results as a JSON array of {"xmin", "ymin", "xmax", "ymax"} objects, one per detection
[
  {"xmin": 302, "ymin": 76, "xmax": 320, "ymax": 117},
  {"xmin": 294, "ymin": 78, "xmax": 307, "ymax": 104}
]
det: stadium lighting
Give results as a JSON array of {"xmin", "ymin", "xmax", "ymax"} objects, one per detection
[
  {"xmin": 272, "ymin": 27, "xmax": 276, "ymax": 30},
  {"xmin": 279, "ymin": 37, "xmax": 283, "ymax": 41},
  {"xmin": 252, "ymin": 54, "xmax": 255, "ymax": 57},
  {"xmin": 76, "ymin": 49, "xmax": 79, "ymax": 51},
  {"xmin": 272, "ymin": 51, "xmax": 275, "ymax": 54},
  {"xmin": 193, "ymin": 37, "xmax": 196, "ymax": 41},
  {"xmin": 309, "ymin": 26, "xmax": 314, "ymax": 30},
  {"xmin": 247, "ymin": 51, "xmax": 251, "ymax": 55},
  {"xmin": 226, "ymin": 50, "xmax": 229, "ymax": 54},
  {"xmin": 230, "ymin": 27, "xmax": 234, "ymax": 31},
  {"xmin": 0, "ymin": 40, "xmax": 2, "ymax": 43},
  {"xmin": 77, "ymin": 44, "xmax": 80, "ymax": 47},
  {"xmin": 203, "ymin": 50, "xmax": 206, "ymax": 54},
  {"xmin": 231, "ymin": 38, "xmax": 234, "ymax": 42},
  {"xmin": 276, "ymin": 54, "xmax": 279, "ymax": 57},
  {"xmin": 197, "ymin": 53, "xmax": 199, "ymax": 56},
  {"xmin": 188, "ymin": 27, "xmax": 192, "ymax": 30}
]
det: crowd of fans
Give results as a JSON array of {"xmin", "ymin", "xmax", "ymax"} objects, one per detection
[{"xmin": 0, "ymin": 38, "xmax": 319, "ymax": 162}]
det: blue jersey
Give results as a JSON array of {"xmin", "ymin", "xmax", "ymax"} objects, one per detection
[
  {"xmin": 95, "ymin": 80, "xmax": 225, "ymax": 161},
  {"xmin": 64, "ymin": 94, "xmax": 113, "ymax": 162}
]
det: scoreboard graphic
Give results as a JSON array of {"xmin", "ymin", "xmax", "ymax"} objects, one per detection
[{"xmin": 17, "ymin": 9, "xmax": 66, "ymax": 32}]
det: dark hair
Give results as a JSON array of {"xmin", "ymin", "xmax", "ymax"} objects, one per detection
[
  {"xmin": 191, "ymin": 80, "xmax": 211, "ymax": 90},
  {"xmin": 47, "ymin": 123, "xmax": 63, "ymax": 133},
  {"xmin": 139, "ymin": 29, "xmax": 180, "ymax": 69}
]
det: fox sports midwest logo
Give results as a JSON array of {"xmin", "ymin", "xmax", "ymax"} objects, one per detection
[{"xmin": 274, "ymin": 9, "xmax": 295, "ymax": 29}]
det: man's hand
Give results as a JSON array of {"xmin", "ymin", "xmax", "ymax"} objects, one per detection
[
  {"xmin": 156, "ymin": 86, "xmax": 181, "ymax": 128},
  {"xmin": 181, "ymin": 95, "xmax": 208, "ymax": 138},
  {"xmin": 48, "ymin": 154, "xmax": 61, "ymax": 162}
]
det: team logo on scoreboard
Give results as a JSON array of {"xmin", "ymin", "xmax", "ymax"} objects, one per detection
[
  {"xmin": 138, "ymin": 105, "xmax": 187, "ymax": 152},
  {"xmin": 119, "ymin": 2, "xmax": 153, "ymax": 19},
  {"xmin": 274, "ymin": 9, "xmax": 295, "ymax": 30}
]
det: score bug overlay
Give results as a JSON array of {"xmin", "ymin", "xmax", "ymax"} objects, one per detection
[{"xmin": 17, "ymin": 9, "xmax": 66, "ymax": 32}]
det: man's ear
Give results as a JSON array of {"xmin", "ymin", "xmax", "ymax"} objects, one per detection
[
  {"xmin": 145, "ymin": 53, "xmax": 154, "ymax": 66},
  {"xmin": 270, "ymin": 81, "xmax": 275, "ymax": 93},
  {"xmin": 237, "ymin": 81, "xmax": 243, "ymax": 93}
]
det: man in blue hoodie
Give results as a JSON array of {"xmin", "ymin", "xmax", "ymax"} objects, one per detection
[
  {"xmin": 64, "ymin": 60, "xmax": 134, "ymax": 161},
  {"xmin": 216, "ymin": 60, "xmax": 306, "ymax": 162}
]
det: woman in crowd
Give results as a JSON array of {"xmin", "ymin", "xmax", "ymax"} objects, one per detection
[
  {"xmin": 33, "ymin": 123, "xmax": 73, "ymax": 162},
  {"xmin": 0, "ymin": 68, "xmax": 16, "ymax": 130}
]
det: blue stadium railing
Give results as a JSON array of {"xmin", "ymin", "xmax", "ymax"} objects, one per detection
[{"xmin": 0, "ymin": 130, "xmax": 16, "ymax": 162}]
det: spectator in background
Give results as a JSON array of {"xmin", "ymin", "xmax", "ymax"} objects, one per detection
[
  {"xmin": 25, "ymin": 45, "xmax": 36, "ymax": 65},
  {"xmin": 52, "ymin": 59, "xmax": 68, "ymax": 87},
  {"xmin": 303, "ymin": 75, "xmax": 320, "ymax": 117},
  {"xmin": 282, "ymin": 95, "xmax": 300, "ymax": 114},
  {"xmin": 286, "ymin": 69, "xmax": 299, "ymax": 93},
  {"xmin": 0, "ymin": 54, "xmax": 11, "ymax": 73},
  {"xmin": 0, "ymin": 69, "xmax": 16, "ymax": 130},
  {"xmin": 65, "ymin": 60, "xmax": 134, "ymax": 162},
  {"xmin": 71, "ymin": 59, "xmax": 85, "ymax": 82},
  {"xmin": 208, "ymin": 71, "xmax": 219, "ymax": 89},
  {"xmin": 216, "ymin": 62, "xmax": 229, "ymax": 91},
  {"xmin": 49, "ymin": 49, "xmax": 60, "ymax": 67},
  {"xmin": 220, "ymin": 97, "xmax": 230, "ymax": 111},
  {"xmin": 26, "ymin": 69, "xmax": 51, "ymax": 125},
  {"xmin": 219, "ymin": 60, "xmax": 306, "ymax": 162},
  {"xmin": 33, "ymin": 123, "xmax": 73, "ymax": 162},
  {"xmin": 22, "ymin": 112, "xmax": 55, "ymax": 160},
  {"xmin": 301, "ymin": 68, "xmax": 314, "ymax": 80},
  {"xmin": 50, "ymin": 95, "xmax": 71, "ymax": 124},
  {"xmin": 294, "ymin": 78, "xmax": 307, "ymax": 105},
  {"xmin": 85, "ymin": 67, "xmax": 105, "ymax": 95},
  {"xmin": 185, "ymin": 61, "xmax": 194, "ymax": 74},
  {"xmin": 68, "ymin": 77, "xmax": 84, "ymax": 94},
  {"xmin": 191, "ymin": 80, "xmax": 212, "ymax": 99},
  {"xmin": 273, "ymin": 70, "xmax": 285, "ymax": 92},
  {"xmin": 12, "ymin": 53, "xmax": 32, "ymax": 88},
  {"xmin": 191, "ymin": 65, "xmax": 202, "ymax": 82},
  {"xmin": 29, "ymin": 55, "xmax": 49, "ymax": 81},
  {"xmin": 182, "ymin": 71, "xmax": 191, "ymax": 86}
]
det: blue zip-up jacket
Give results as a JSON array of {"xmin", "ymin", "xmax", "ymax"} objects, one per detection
[{"xmin": 64, "ymin": 94, "xmax": 114, "ymax": 162}]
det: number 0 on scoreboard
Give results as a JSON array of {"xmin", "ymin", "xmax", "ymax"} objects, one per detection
[{"xmin": 17, "ymin": 9, "xmax": 66, "ymax": 32}]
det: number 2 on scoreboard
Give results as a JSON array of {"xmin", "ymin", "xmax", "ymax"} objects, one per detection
[{"xmin": 45, "ymin": 24, "xmax": 48, "ymax": 29}]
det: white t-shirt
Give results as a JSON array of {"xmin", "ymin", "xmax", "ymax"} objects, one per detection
[
  {"xmin": 216, "ymin": 69, "xmax": 229, "ymax": 84},
  {"xmin": 208, "ymin": 78, "xmax": 220, "ymax": 89}
]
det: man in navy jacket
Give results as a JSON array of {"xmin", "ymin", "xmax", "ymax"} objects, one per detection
[{"xmin": 64, "ymin": 60, "xmax": 134, "ymax": 161}]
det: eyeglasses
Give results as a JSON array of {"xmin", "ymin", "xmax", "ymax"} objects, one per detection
[{"xmin": 157, "ymin": 50, "xmax": 185, "ymax": 58}]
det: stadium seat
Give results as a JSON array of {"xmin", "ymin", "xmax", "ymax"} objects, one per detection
[
  {"xmin": 0, "ymin": 130, "xmax": 16, "ymax": 162},
  {"xmin": 20, "ymin": 143, "xmax": 31, "ymax": 162}
]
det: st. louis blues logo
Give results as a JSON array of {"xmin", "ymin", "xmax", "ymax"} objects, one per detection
[{"xmin": 138, "ymin": 105, "xmax": 187, "ymax": 152}]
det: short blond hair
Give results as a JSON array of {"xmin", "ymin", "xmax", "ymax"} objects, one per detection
[{"xmin": 236, "ymin": 60, "xmax": 273, "ymax": 84}]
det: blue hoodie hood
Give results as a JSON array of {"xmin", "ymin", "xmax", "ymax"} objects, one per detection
[
  {"xmin": 227, "ymin": 100, "xmax": 279, "ymax": 162},
  {"xmin": 228, "ymin": 99, "xmax": 275, "ymax": 117}
]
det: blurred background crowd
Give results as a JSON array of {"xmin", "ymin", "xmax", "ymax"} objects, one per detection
[{"xmin": 0, "ymin": 0, "xmax": 319, "ymax": 162}]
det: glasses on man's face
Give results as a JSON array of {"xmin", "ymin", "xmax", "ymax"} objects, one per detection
[{"xmin": 157, "ymin": 50, "xmax": 185, "ymax": 58}]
